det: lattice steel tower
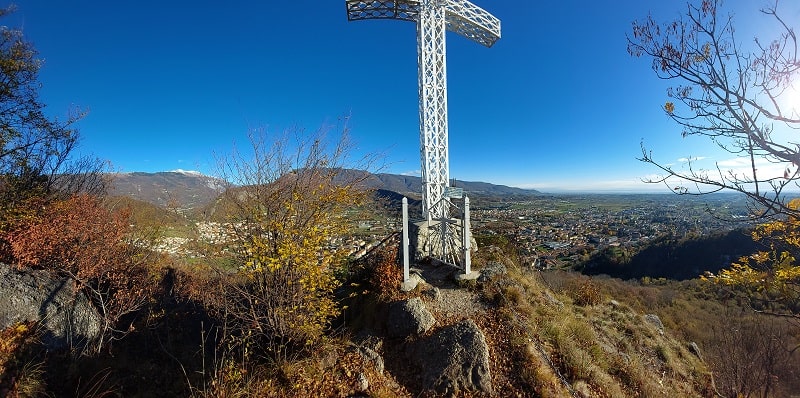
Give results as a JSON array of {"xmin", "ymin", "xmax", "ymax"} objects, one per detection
[{"xmin": 345, "ymin": 0, "xmax": 501, "ymax": 222}]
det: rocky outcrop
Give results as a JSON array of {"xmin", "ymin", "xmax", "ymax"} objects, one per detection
[
  {"xmin": 644, "ymin": 313, "xmax": 665, "ymax": 335},
  {"xmin": 0, "ymin": 263, "xmax": 102, "ymax": 350},
  {"xmin": 387, "ymin": 297, "xmax": 436, "ymax": 338},
  {"xmin": 688, "ymin": 341, "xmax": 703, "ymax": 361},
  {"xmin": 477, "ymin": 262, "xmax": 507, "ymax": 283},
  {"xmin": 352, "ymin": 343, "xmax": 384, "ymax": 375},
  {"xmin": 400, "ymin": 272, "xmax": 424, "ymax": 292},
  {"xmin": 406, "ymin": 319, "xmax": 492, "ymax": 395},
  {"xmin": 422, "ymin": 285, "xmax": 440, "ymax": 301}
]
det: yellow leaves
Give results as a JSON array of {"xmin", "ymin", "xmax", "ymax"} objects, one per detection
[
  {"xmin": 775, "ymin": 265, "xmax": 800, "ymax": 281},
  {"xmin": 0, "ymin": 321, "xmax": 36, "ymax": 373},
  {"xmin": 664, "ymin": 101, "xmax": 675, "ymax": 114},
  {"xmin": 749, "ymin": 251, "xmax": 771, "ymax": 264},
  {"xmin": 712, "ymin": 201, "xmax": 800, "ymax": 304},
  {"xmin": 13, "ymin": 323, "xmax": 28, "ymax": 334},
  {"xmin": 220, "ymin": 142, "xmax": 370, "ymax": 357},
  {"xmin": 236, "ymin": 192, "xmax": 347, "ymax": 347},
  {"xmin": 717, "ymin": 261, "xmax": 759, "ymax": 286}
]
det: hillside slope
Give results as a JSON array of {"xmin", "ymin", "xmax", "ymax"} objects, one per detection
[
  {"xmin": 109, "ymin": 171, "xmax": 225, "ymax": 211},
  {"xmin": 343, "ymin": 252, "xmax": 714, "ymax": 397}
]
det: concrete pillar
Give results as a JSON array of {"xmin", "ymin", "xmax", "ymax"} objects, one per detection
[
  {"xmin": 402, "ymin": 197, "xmax": 410, "ymax": 282},
  {"xmin": 463, "ymin": 196, "xmax": 471, "ymax": 274}
]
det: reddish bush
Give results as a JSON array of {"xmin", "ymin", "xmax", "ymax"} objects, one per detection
[
  {"xmin": 369, "ymin": 244, "xmax": 402, "ymax": 300},
  {"xmin": 5, "ymin": 194, "xmax": 156, "ymax": 351}
]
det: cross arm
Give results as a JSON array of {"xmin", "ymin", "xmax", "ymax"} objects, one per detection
[
  {"xmin": 444, "ymin": 0, "xmax": 501, "ymax": 47},
  {"xmin": 345, "ymin": 0, "xmax": 420, "ymax": 22}
]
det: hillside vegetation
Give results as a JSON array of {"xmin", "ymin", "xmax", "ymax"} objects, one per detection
[
  {"xmin": 2, "ymin": 0, "xmax": 799, "ymax": 394},
  {"xmin": 2, "ymin": 166, "xmax": 798, "ymax": 396},
  {"xmin": 581, "ymin": 229, "xmax": 761, "ymax": 280},
  {"xmin": 1, "ymin": 162, "xmax": 797, "ymax": 397}
]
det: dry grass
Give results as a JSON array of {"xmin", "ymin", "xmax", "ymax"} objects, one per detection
[
  {"xmin": 0, "ymin": 322, "xmax": 47, "ymax": 397},
  {"xmin": 194, "ymin": 338, "xmax": 407, "ymax": 398},
  {"xmin": 478, "ymin": 265, "xmax": 715, "ymax": 397},
  {"xmin": 538, "ymin": 270, "xmax": 800, "ymax": 397}
]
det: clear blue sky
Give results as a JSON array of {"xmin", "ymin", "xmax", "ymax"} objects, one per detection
[{"xmin": 6, "ymin": 0, "xmax": 798, "ymax": 192}]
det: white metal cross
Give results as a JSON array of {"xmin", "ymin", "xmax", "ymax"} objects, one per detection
[{"xmin": 346, "ymin": 0, "xmax": 500, "ymax": 222}]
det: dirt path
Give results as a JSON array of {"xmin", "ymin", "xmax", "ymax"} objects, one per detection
[{"xmin": 411, "ymin": 262, "xmax": 488, "ymax": 324}]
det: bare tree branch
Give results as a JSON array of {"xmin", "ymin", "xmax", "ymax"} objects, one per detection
[{"xmin": 629, "ymin": 0, "xmax": 800, "ymax": 220}]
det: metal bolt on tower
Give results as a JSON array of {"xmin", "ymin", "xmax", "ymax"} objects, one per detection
[{"xmin": 345, "ymin": 0, "xmax": 500, "ymax": 221}]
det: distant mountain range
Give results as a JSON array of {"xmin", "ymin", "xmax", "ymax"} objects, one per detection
[
  {"xmin": 109, "ymin": 171, "xmax": 226, "ymax": 210},
  {"xmin": 363, "ymin": 173, "xmax": 540, "ymax": 197},
  {"xmin": 108, "ymin": 170, "xmax": 540, "ymax": 210}
]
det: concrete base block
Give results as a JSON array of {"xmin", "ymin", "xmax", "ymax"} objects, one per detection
[
  {"xmin": 454, "ymin": 271, "xmax": 481, "ymax": 282},
  {"xmin": 401, "ymin": 272, "xmax": 424, "ymax": 292}
]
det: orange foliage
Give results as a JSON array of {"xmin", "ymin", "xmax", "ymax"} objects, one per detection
[
  {"xmin": 5, "ymin": 194, "xmax": 157, "ymax": 350},
  {"xmin": 0, "ymin": 322, "xmax": 44, "ymax": 396},
  {"xmin": 369, "ymin": 243, "xmax": 402, "ymax": 300},
  {"xmin": 9, "ymin": 194, "xmax": 130, "ymax": 271}
]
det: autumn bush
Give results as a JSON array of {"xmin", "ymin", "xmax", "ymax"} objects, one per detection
[
  {"xmin": 368, "ymin": 243, "xmax": 403, "ymax": 301},
  {"xmin": 568, "ymin": 278, "xmax": 602, "ymax": 306},
  {"xmin": 207, "ymin": 127, "xmax": 374, "ymax": 364},
  {"xmin": 707, "ymin": 198, "xmax": 800, "ymax": 319},
  {"xmin": 5, "ymin": 193, "xmax": 158, "ymax": 352}
]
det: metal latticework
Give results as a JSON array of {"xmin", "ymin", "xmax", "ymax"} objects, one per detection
[
  {"xmin": 345, "ymin": 0, "xmax": 500, "ymax": 260},
  {"xmin": 418, "ymin": 0, "xmax": 449, "ymax": 221},
  {"xmin": 344, "ymin": 1, "xmax": 500, "ymax": 48},
  {"xmin": 444, "ymin": 0, "xmax": 501, "ymax": 48},
  {"xmin": 346, "ymin": 0, "xmax": 419, "ymax": 21}
]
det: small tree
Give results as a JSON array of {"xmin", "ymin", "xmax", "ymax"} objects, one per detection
[
  {"xmin": 629, "ymin": 0, "xmax": 800, "ymax": 359},
  {"xmin": 0, "ymin": 6, "xmax": 108, "ymax": 245},
  {"xmin": 708, "ymin": 309, "xmax": 796, "ymax": 397},
  {"xmin": 212, "ymin": 124, "xmax": 375, "ymax": 362},
  {"xmin": 628, "ymin": 0, "xmax": 799, "ymax": 219},
  {"xmin": 710, "ymin": 199, "xmax": 800, "ymax": 324}
]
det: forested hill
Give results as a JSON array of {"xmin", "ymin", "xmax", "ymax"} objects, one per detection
[{"xmin": 580, "ymin": 229, "xmax": 761, "ymax": 280}]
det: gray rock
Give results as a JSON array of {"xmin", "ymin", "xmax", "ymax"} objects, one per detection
[
  {"xmin": 454, "ymin": 271, "xmax": 480, "ymax": 286},
  {"xmin": 386, "ymin": 298, "xmax": 435, "ymax": 338},
  {"xmin": 544, "ymin": 290, "xmax": 564, "ymax": 307},
  {"xmin": 353, "ymin": 332, "xmax": 383, "ymax": 353},
  {"xmin": 320, "ymin": 350, "xmax": 339, "ymax": 370},
  {"xmin": 422, "ymin": 285, "xmax": 441, "ymax": 301},
  {"xmin": 688, "ymin": 341, "xmax": 703, "ymax": 361},
  {"xmin": 644, "ymin": 314, "xmax": 665, "ymax": 335},
  {"xmin": 477, "ymin": 262, "xmax": 507, "ymax": 283},
  {"xmin": 356, "ymin": 372, "xmax": 369, "ymax": 392},
  {"xmin": 406, "ymin": 319, "xmax": 492, "ymax": 395},
  {"xmin": 355, "ymin": 345, "xmax": 384, "ymax": 375},
  {"xmin": 0, "ymin": 263, "xmax": 102, "ymax": 350}
]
